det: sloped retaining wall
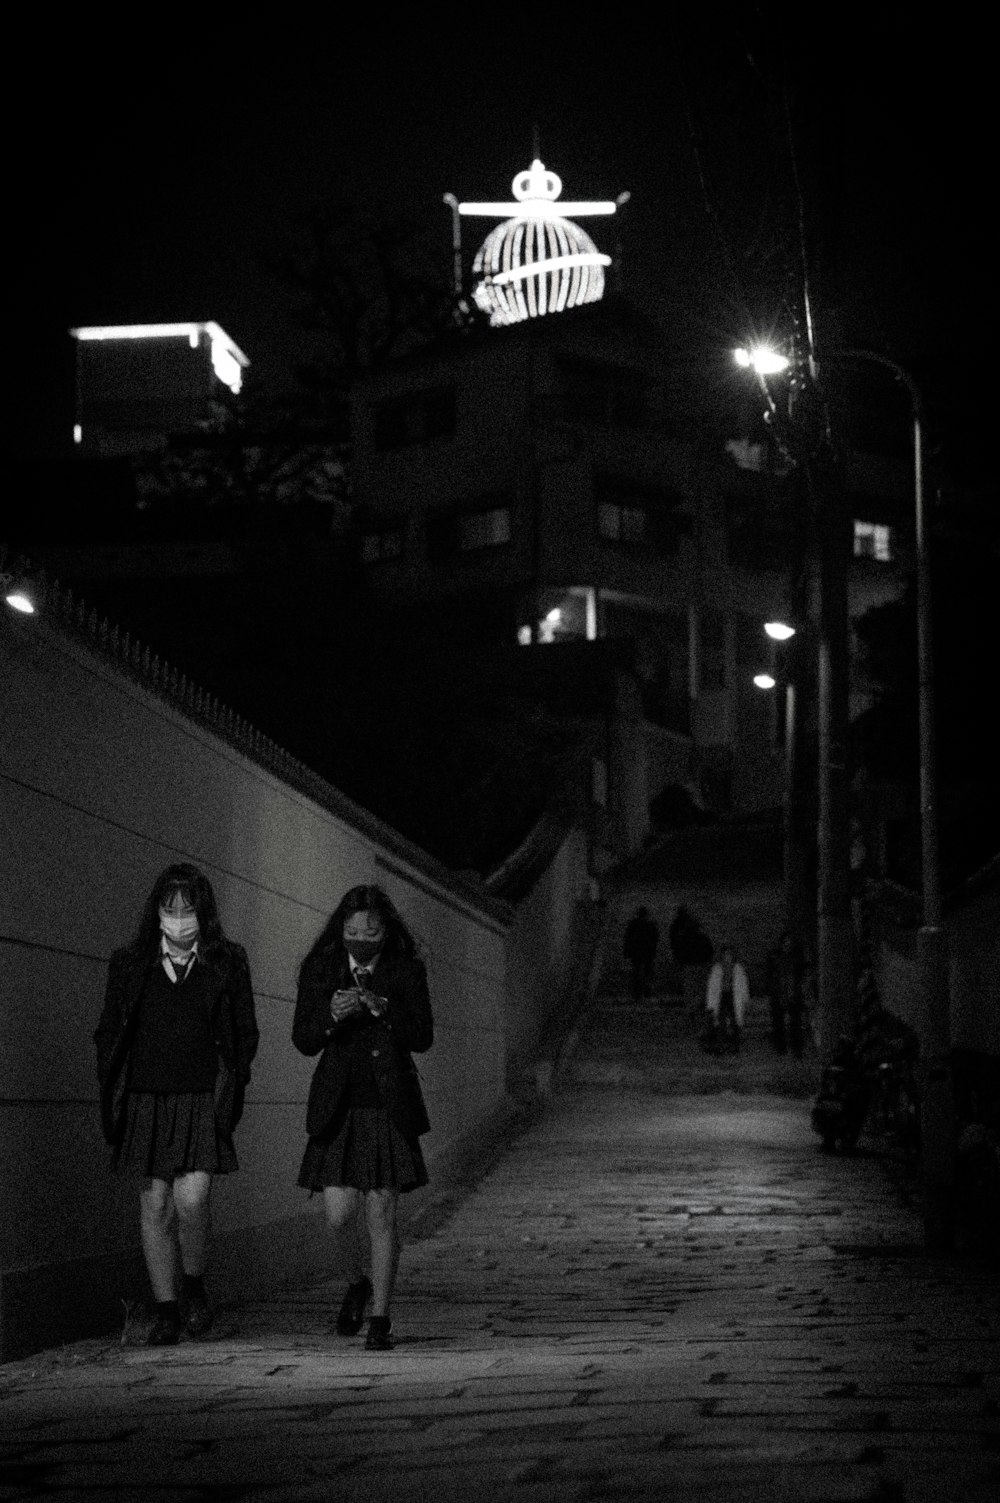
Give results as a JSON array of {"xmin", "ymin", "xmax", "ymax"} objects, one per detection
[{"xmin": 0, "ymin": 594, "xmax": 590, "ymax": 1359}]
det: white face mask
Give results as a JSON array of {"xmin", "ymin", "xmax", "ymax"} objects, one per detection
[{"xmin": 159, "ymin": 910, "xmax": 200, "ymax": 948}]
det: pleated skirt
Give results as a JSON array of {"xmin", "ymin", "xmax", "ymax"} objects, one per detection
[
  {"xmin": 113, "ymin": 1091, "xmax": 237, "ymax": 1178},
  {"xmin": 298, "ymin": 1107, "xmax": 428, "ymax": 1194}
]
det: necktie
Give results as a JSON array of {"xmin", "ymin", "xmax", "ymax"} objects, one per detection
[{"xmin": 355, "ymin": 968, "xmax": 370, "ymax": 989}]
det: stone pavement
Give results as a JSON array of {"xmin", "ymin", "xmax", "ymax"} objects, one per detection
[{"xmin": 1, "ymin": 988, "xmax": 998, "ymax": 1503}]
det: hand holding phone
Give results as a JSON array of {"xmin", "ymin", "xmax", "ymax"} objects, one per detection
[{"xmin": 330, "ymin": 988, "xmax": 364, "ymax": 1023}]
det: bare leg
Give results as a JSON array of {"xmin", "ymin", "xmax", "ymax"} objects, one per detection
[
  {"xmin": 322, "ymin": 1186, "xmax": 366, "ymax": 1282},
  {"xmin": 139, "ymin": 1178, "xmax": 178, "ymax": 1300},
  {"xmin": 173, "ymin": 1171, "xmax": 212, "ymax": 1276},
  {"xmin": 365, "ymin": 1190, "xmax": 400, "ymax": 1318}
]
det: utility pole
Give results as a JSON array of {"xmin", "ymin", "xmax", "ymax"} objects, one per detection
[
  {"xmin": 761, "ymin": 347, "xmax": 856, "ymax": 1059},
  {"xmin": 810, "ymin": 452, "xmax": 854, "ymax": 1059}
]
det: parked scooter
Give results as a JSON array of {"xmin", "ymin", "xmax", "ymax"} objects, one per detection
[
  {"xmin": 811, "ymin": 1036, "xmax": 869, "ymax": 1153},
  {"xmin": 866, "ymin": 1035, "xmax": 921, "ymax": 1158}
]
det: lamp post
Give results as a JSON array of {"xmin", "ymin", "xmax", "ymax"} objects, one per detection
[
  {"xmin": 735, "ymin": 344, "xmax": 854, "ymax": 1064},
  {"xmin": 737, "ymin": 343, "xmax": 953, "ymax": 1249},
  {"xmin": 755, "ymin": 622, "xmax": 809, "ymax": 954},
  {"xmin": 836, "ymin": 350, "xmax": 952, "ymax": 1250}
]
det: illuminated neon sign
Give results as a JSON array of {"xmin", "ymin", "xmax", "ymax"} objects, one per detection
[{"xmin": 457, "ymin": 159, "xmax": 622, "ymax": 326}]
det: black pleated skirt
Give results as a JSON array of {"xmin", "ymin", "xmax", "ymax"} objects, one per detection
[
  {"xmin": 113, "ymin": 1091, "xmax": 237, "ymax": 1178},
  {"xmin": 298, "ymin": 1107, "xmax": 428, "ymax": 1194}
]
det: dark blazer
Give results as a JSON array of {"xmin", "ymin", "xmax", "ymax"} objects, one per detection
[
  {"xmin": 292, "ymin": 947, "xmax": 433, "ymax": 1141},
  {"xmin": 94, "ymin": 941, "xmax": 260, "ymax": 1147}
]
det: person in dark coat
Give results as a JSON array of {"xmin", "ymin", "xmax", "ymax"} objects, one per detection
[
  {"xmin": 765, "ymin": 930, "xmax": 806, "ymax": 1057},
  {"xmin": 622, "ymin": 905, "xmax": 659, "ymax": 1001},
  {"xmin": 669, "ymin": 906, "xmax": 714, "ymax": 1012},
  {"xmin": 292, "ymin": 884, "xmax": 433, "ymax": 1352},
  {"xmin": 94, "ymin": 864, "xmax": 259, "ymax": 1347}
]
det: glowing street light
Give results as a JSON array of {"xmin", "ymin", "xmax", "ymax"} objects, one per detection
[
  {"xmin": 734, "ymin": 345, "xmax": 791, "ymax": 376},
  {"xmin": 734, "ymin": 337, "xmax": 853, "ymax": 1067},
  {"xmin": 2, "ymin": 566, "xmax": 37, "ymax": 614},
  {"xmin": 764, "ymin": 621, "xmax": 796, "ymax": 641},
  {"xmin": 753, "ymin": 672, "xmax": 777, "ymax": 690}
]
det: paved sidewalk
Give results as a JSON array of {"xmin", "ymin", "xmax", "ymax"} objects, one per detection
[{"xmin": 2, "ymin": 993, "xmax": 998, "ymax": 1502}]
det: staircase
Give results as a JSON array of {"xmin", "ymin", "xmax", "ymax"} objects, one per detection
[
  {"xmin": 599, "ymin": 819, "xmax": 786, "ymax": 996},
  {"xmin": 565, "ymin": 820, "xmax": 817, "ymax": 1095},
  {"xmin": 563, "ymin": 975, "xmax": 818, "ymax": 1097}
]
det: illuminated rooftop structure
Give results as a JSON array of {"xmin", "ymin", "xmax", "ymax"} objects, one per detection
[
  {"xmin": 457, "ymin": 159, "xmax": 622, "ymax": 327},
  {"xmin": 69, "ymin": 322, "xmax": 250, "ymax": 454}
]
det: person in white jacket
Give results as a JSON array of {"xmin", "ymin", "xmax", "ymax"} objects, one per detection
[{"xmin": 705, "ymin": 944, "xmax": 750, "ymax": 1053}]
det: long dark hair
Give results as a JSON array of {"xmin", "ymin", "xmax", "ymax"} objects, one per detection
[
  {"xmin": 299, "ymin": 884, "xmax": 416, "ymax": 980},
  {"xmin": 127, "ymin": 863, "xmax": 228, "ymax": 966}
]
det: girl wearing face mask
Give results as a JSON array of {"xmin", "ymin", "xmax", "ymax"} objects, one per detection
[
  {"xmin": 293, "ymin": 885, "xmax": 433, "ymax": 1351},
  {"xmin": 94, "ymin": 864, "xmax": 259, "ymax": 1346}
]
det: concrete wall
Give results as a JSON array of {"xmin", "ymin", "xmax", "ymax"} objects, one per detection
[
  {"xmin": 874, "ymin": 882, "xmax": 1000, "ymax": 1057},
  {"xmin": 502, "ymin": 826, "xmax": 592, "ymax": 1087},
  {"xmin": 0, "ymin": 604, "xmax": 539, "ymax": 1359}
]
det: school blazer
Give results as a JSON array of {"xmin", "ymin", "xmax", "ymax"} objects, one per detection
[
  {"xmin": 94, "ymin": 941, "xmax": 259, "ymax": 1146},
  {"xmin": 292, "ymin": 948, "xmax": 433, "ymax": 1140}
]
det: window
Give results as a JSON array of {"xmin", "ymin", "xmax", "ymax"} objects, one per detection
[
  {"xmin": 360, "ymin": 527, "xmax": 405, "ymax": 563},
  {"xmin": 596, "ymin": 476, "xmax": 689, "ymax": 556},
  {"xmin": 373, "ymin": 386, "xmax": 455, "ymax": 449},
  {"xmin": 854, "ymin": 520, "xmax": 892, "ymax": 562},
  {"xmin": 457, "ymin": 507, "xmax": 511, "ymax": 550},
  {"xmin": 598, "ymin": 501, "xmax": 646, "ymax": 543},
  {"xmin": 426, "ymin": 499, "xmax": 512, "ymax": 563}
]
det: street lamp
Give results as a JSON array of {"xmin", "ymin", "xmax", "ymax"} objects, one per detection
[
  {"xmin": 2, "ymin": 568, "xmax": 37, "ymax": 615},
  {"xmin": 736, "ymin": 339, "xmax": 953, "ymax": 1248},
  {"xmin": 735, "ymin": 345, "xmax": 791, "ymax": 376},
  {"xmin": 835, "ymin": 349, "xmax": 952, "ymax": 1250},
  {"xmin": 753, "ymin": 621, "xmax": 805, "ymax": 949},
  {"xmin": 735, "ymin": 341, "xmax": 853, "ymax": 1067}
]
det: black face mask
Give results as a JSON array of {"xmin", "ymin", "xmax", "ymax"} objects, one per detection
[{"xmin": 345, "ymin": 939, "xmax": 382, "ymax": 965}]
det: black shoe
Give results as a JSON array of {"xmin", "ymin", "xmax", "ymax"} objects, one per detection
[
  {"xmin": 183, "ymin": 1295, "xmax": 214, "ymax": 1338},
  {"xmin": 146, "ymin": 1312, "xmax": 181, "ymax": 1347},
  {"xmin": 364, "ymin": 1316, "xmax": 393, "ymax": 1351},
  {"xmin": 335, "ymin": 1276, "xmax": 372, "ymax": 1336}
]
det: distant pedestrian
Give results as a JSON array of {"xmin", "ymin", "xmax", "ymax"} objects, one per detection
[
  {"xmin": 765, "ymin": 930, "xmax": 806, "ymax": 1057},
  {"xmin": 622, "ymin": 905, "xmax": 659, "ymax": 1001},
  {"xmin": 292, "ymin": 885, "xmax": 433, "ymax": 1353},
  {"xmin": 704, "ymin": 943, "xmax": 750, "ymax": 1054},
  {"xmin": 669, "ymin": 905, "xmax": 714, "ymax": 1012},
  {"xmin": 94, "ymin": 864, "xmax": 259, "ymax": 1347}
]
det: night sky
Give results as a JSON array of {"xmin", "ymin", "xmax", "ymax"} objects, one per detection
[{"xmin": 6, "ymin": 10, "xmax": 991, "ymax": 475}]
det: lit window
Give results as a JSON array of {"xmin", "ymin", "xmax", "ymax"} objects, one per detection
[
  {"xmin": 360, "ymin": 528, "xmax": 404, "ymax": 563},
  {"xmin": 458, "ymin": 507, "xmax": 511, "ymax": 550},
  {"xmin": 598, "ymin": 502, "xmax": 646, "ymax": 543},
  {"xmin": 854, "ymin": 520, "xmax": 892, "ymax": 562}
]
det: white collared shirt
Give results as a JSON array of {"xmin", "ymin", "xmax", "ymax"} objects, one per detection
[
  {"xmin": 160, "ymin": 933, "xmax": 200, "ymax": 984},
  {"xmin": 349, "ymin": 954, "xmax": 380, "ymax": 984}
]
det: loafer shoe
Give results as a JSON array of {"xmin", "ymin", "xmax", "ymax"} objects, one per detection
[
  {"xmin": 364, "ymin": 1316, "xmax": 394, "ymax": 1351},
  {"xmin": 146, "ymin": 1312, "xmax": 181, "ymax": 1347},
  {"xmin": 335, "ymin": 1276, "xmax": 372, "ymax": 1336},
  {"xmin": 184, "ymin": 1296, "xmax": 214, "ymax": 1339}
]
